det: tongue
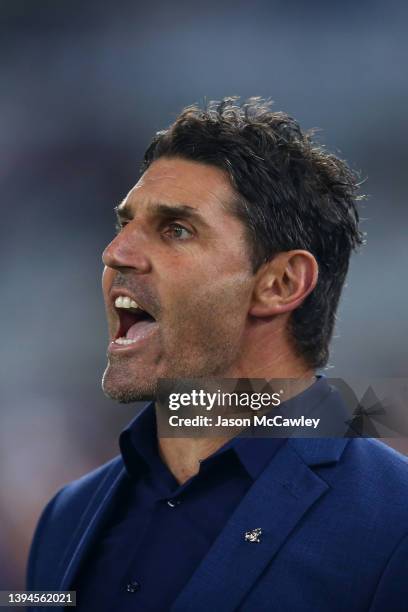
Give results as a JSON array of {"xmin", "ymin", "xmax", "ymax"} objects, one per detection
[{"xmin": 126, "ymin": 318, "xmax": 155, "ymax": 340}]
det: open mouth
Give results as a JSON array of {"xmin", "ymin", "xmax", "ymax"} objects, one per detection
[{"xmin": 113, "ymin": 295, "xmax": 157, "ymax": 346}]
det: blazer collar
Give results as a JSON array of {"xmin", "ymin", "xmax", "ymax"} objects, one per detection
[
  {"xmin": 56, "ymin": 440, "xmax": 348, "ymax": 599},
  {"xmin": 172, "ymin": 435, "xmax": 349, "ymax": 611},
  {"xmin": 57, "ymin": 378, "xmax": 350, "ymax": 606}
]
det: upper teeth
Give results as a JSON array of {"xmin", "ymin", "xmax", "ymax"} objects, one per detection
[{"xmin": 115, "ymin": 295, "xmax": 142, "ymax": 311}]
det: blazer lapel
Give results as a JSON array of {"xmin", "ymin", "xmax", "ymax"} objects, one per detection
[
  {"xmin": 57, "ymin": 458, "xmax": 127, "ymax": 591},
  {"xmin": 172, "ymin": 438, "xmax": 349, "ymax": 612}
]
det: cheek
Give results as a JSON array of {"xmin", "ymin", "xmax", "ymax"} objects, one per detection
[{"xmin": 167, "ymin": 271, "xmax": 250, "ymax": 333}]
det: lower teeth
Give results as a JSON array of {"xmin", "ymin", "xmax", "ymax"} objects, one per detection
[{"xmin": 115, "ymin": 337, "xmax": 137, "ymax": 345}]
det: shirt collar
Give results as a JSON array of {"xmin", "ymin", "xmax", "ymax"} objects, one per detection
[
  {"xmin": 119, "ymin": 403, "xmax": 161, "ymax": 479},
  {"xmin": 119, "ymin": 375, "xmax": 329, "ymax": 482},
  {"xmin": 232, "ymin": 375, "xmax": 330, "ymax": 477},
  {"xmin": 119, "ymin": 403, "xmax": 281, "ymax": 482}
]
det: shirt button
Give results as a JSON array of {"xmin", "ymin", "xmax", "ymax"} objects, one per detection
[
  {"xmin": 126, "ymin": 581, "xmax": 141, "ymax": 593},
  {"xmin": 167, "ymin": 499, "xmax": 180, "ymax": 508}
]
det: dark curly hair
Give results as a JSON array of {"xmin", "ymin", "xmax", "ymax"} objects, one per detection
[{"xmin": 142, "ymin": 97, "xmax": 364, "ymax": 369}]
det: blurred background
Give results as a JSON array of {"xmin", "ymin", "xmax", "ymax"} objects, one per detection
[{"xmin": 1, "ymin": 0, "xmax": 407, "ymax": 590}]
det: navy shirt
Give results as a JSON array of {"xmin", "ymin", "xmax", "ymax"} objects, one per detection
[{"xmin": 73, "ymin": 405, "xmax": 285, "ymax": 611}]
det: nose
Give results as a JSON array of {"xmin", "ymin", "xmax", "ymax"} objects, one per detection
[{"xmin": 102, "ymin": 225, "xmax": 151, "ymax": 273}]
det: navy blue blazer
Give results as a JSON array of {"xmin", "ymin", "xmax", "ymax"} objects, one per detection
[{"xmin": 27, "ymin": 431, "xmax": 408, "ymax": 610}]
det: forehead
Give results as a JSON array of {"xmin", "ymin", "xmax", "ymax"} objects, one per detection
[{"xmin": 122, "ymin": 157, "xmax": 236, "ymax": 217}]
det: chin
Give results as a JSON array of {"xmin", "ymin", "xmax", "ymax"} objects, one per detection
[{"xmin": 102, "ymin": 368, "xmax": 157, "ymax": 403}]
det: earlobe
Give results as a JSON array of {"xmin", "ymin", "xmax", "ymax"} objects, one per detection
[{"xmin": 249, "ymin": 250, "xmax": 318, "ymax": 318}]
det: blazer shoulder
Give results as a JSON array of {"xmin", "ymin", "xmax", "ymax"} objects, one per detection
[
  {"xmin": 315, "ymin": 438, "xmax": 408, "ymax": 532},
  {"xmin": 40, "ymin": 453, "xmax": 124, "ymax": 531},
  {"xmin": 340, "ymin": 437, "xmax": 408, "ymax": 487},
  {"xmin": 27, "ymin": 455, "xmax": 124, "ymax": 590},
  {"xmin": 55, "ymin": 455, "xmax": 124, "ymax": 512}
]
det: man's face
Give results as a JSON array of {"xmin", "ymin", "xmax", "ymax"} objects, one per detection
[{"xmin": 102, "ymin": 157, "xmax": 256, "ymax": 402}]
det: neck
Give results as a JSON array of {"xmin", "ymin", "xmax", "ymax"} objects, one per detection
[
  {"xmin": 231, "ymin": 322, "xmax": 315, "ymax": 380},
  {"xmin": 158, "ymin": 435, "xmax": 232, "ymax": 485},
  {"xmin": 157, "ymin": 363, "xmax": 316, "ymax": 485}
]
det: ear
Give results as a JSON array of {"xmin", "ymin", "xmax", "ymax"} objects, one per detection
[{"xmin": 249, "ymin": 250, "xmax": 318, "ymax": 318}]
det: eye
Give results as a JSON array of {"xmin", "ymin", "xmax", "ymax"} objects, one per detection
[
  {"xmin": 163, "ymin": 223, "xmax": 193, "ymax": 241},
  {"xmin": 115, "ymin": 220, "xmax": 128, "ymax": 234}
]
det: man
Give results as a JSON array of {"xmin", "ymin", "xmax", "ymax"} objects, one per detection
[{"xmin": 27, "ymin": 98, "xmax": 408, "ymax": 611}]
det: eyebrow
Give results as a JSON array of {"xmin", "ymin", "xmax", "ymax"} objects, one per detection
[{"xmin": 114, "ymin": 201, "xmax": 210, "ymax": 228}]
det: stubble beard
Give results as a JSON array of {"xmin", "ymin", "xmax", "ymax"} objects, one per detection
[
  {"xmin": 102, "ymin": 274, "xmax": 250, "ymax": 404},
  {"xmin": 102, "ymin": 318, "xmax": 243, "ymax": 404}
]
